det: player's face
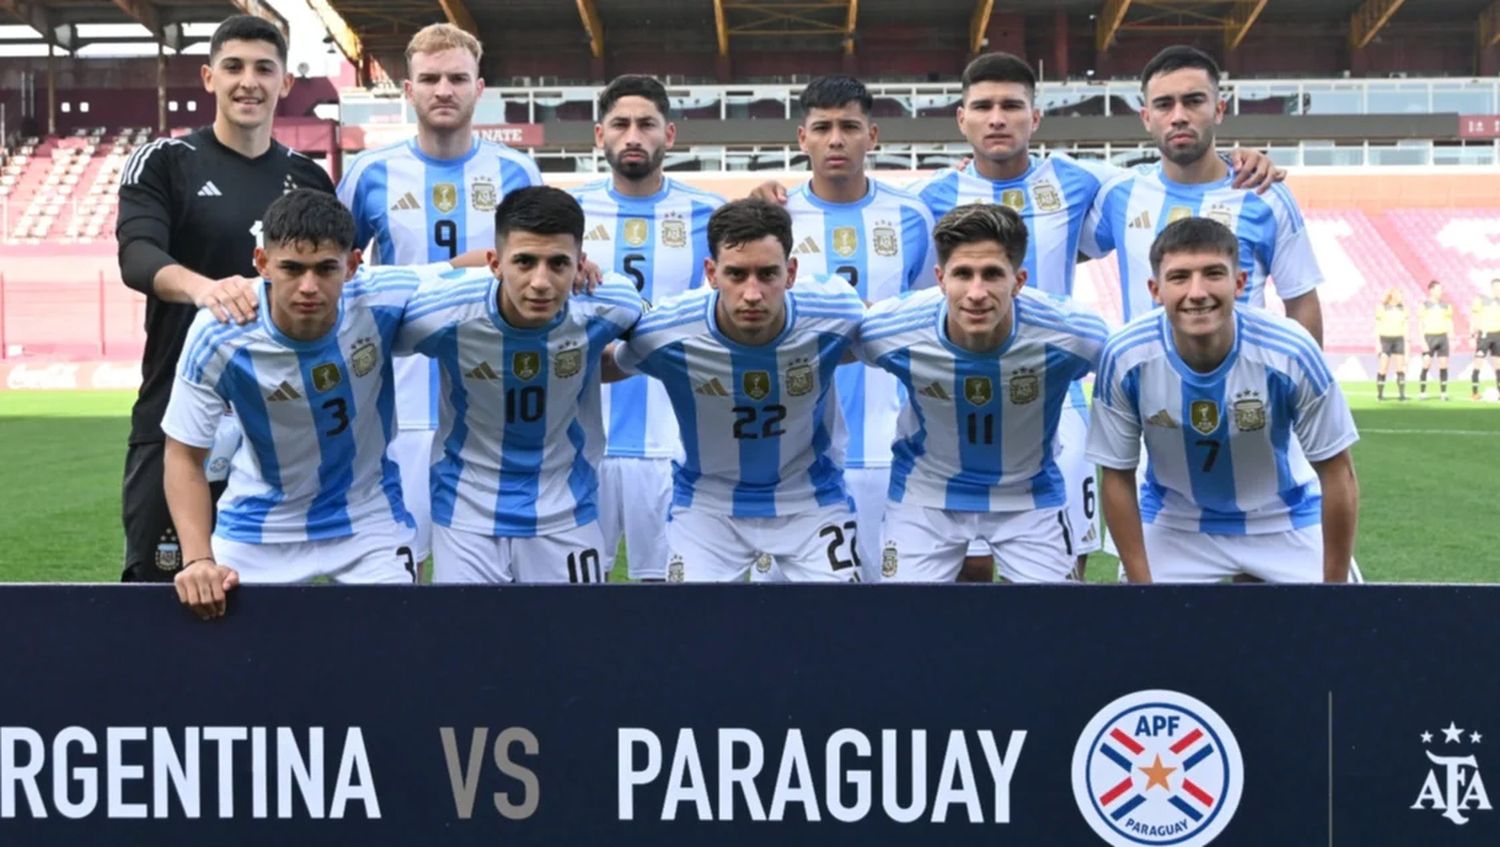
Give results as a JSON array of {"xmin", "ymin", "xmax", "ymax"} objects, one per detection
[
  {"xmin": 956, "ymin": 82, "xmax": 1039, "ymax": 165},
  {"xmin": 706, "ymin": 235, "xmax": 797, "ymax": 343},
  {"xmin": 799, "ymin": 104, "xmax": 876, "ymax": 181},
  {"xmin": 255, "ymin": 240, "xmax": 359, "ymax": 340},
  {"xmin": 202, "ymin": 39, "xmax": 292, "ymax": 131},
  {"xmin": 1141, "ymin": 68, "xmax": 1224, "ymax": 167},
  {"xmin": 491, "ymin": 231, "xmax": 578, "ymax": 328},
  {"xmin": 1148, "ymin": 250, "xmax": 1246, "ymax": 342},
  {"xmin": 936, "ymin": 241, "xmax": 1027, "ymax": 348},
  {"xmin": 405, "ymin": 48, "xmax": 484, "ymax": 133},
  {"xmin": 597, "ymin": 96, "xmax": 675, "ymax": 182}
]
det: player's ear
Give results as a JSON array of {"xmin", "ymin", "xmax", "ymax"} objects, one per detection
[
  {"xmin": 278, "ymin": 71, "xmax": 293, "ymax": 99},
  {"xmin": 796, "ymin": 123, "xmax": 809, "ymax": 153},
  {"xmin": 664, "ymin": 121, "xmax": 677, "ymax": 149},
  {"xmin": 868, "ymin": 121, "xmax": 879, "ymax": 146},
  {"xmin": 487, "ymin": 248, "xmax": 502, "ymax": 278},
  {"xmin": 474, "ymin": 76, "xmax": 485, "ymax": 98},
  {"xmin": 345, "ymin": 249, "xmax": 362, "ymax": 280},
  {"xmin": 1234, "ymin": 269, "xmax": 1247, "ymax": 299},
  {"xmin": 403, "ymin": 78, "xmax": 415, "ymax": 103},
  {"xmin": 1148, "ymin": 277, "xmax": 1162, "ymax": 305},
  {"xmin": 200, "ymin": 62, "xmax": 214, "ymax": 93},
  {"xmin": 785, "ymin": 256, "xmax": 798, "ymax": 289},
  {"xmin": 593, "ymin": 122, "xmax": 605, "ymax": 150},
  {"xmin": 253, "ymin": 247, "xmax": 269, "ymax": 277},
  {"xmin": 704, "ymin": 258, "xmax": 719, "ymax": 289},
  {"xmin": 935, "ymin": 263, "xmax": 947, "ymax": 294},
  {"xmin": 1013, "ymin": 267, "xmax": 1028, "ymax": 294}
]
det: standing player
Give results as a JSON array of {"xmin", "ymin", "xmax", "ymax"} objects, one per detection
[
  {"xmin": 611, "ymin": 199, "xmax": 866, "ymax": 582},
  {"xmin": 116, "ymin": 15, "xmax": 335, "ymax": 582},
  {"xmin": 1417, "ymin": 280, "xmax": 1453, "ymax": 400},
  {"xmin": 1087, "ymin": 218, "xmax": 1359, "ymax": 583},
  {"xmin": 1374, "ymin": 288, "xmax": 1409, "ymax": 402},
  {"xmin": 1470, "ymin": 278, "xmax": 1500, "ymax": 401},
  {"xmin": 396, "ymin": 187, "xmax": 644, "ymax": 583},
  {"xmin": 856, "ymin": 204, "xmax": 1116, "ymax": 582},
  {"xmin": 338, "ymin": 23, "xmax": 542, "ymax": 564},
  {"xmin": 570, "ymin": 75, "xmax": 724, "ymax": 580},
  {"xmin": 1083, "ymin": 45, "xmax": 1324, "ymax": 345},
  {"xmin": 164, "ymin": 191, "xmax": 429, "ymax": 619}
]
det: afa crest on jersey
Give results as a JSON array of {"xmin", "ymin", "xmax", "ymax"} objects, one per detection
[
  {"xmin": 660, "ymin": 213, "xmax": 688, "ymax": 248},
  {"xmin": 964, "ymin": 375, "xmax": 993, "ymax": 406},
  {"xmin": 432, "ymin": 182, "xmax": 459, "ymax": 214},
  {"xmin": 512, "ymin": 351, "xmax": 541, "ymax": 381},
  {"xmin": 554, "ymin": 345, "xmax": 583, "ymax": 379},
  {"xmin": 1033, "ymin": 181, "xmax": 1063, "ymax": 212},
  {"xmin": 872, "ymin": 223, "xmax": 899, "ymax": 257},
  {"xmin": 1189, "ymin": 399, "xmax": 1220, "ymax": 435},
  {"xmin": 1009, "ymin": 367, "xmax": 1039, "ymax": 405},
  {"xmin": 623, "ymin": 218, "xmax": 650, "ymax": 247},
  {"xmin": 742, "ymin": 370, "xmax": 772, "ymax": 401},
  {"xmin": 470, "ymin": 177, "xmax": 497, "ymax": 212},
  {"xmin": 1205, "ymin": 203, "xmax": 1234, "ymax": 228},
  {"xmin": 785, "ymin": 361, "xmax": 814, "ymax": 397},
  {"xmin": 832, "ymin": 226, "xmax": 859, "ymax": 258},
  {"xmin": 349, "ymin": 338, "xmax": 378, "ymax": 378},
  {"xmin": 311, "ymin": 363, "xmax": 342, "ymax": 393},
  {"xmin": 1232, "ymin": 391, "xmax": 1266, "ymax": 431}
]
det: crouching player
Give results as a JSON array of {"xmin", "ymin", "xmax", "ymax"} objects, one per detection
[
  {"xmin": 164, "ymin": 190, "xmax": 434, "ymax": 618},
  {"xmin": 856, "ymin": 204, "xmax": 1117, "ymax": 582},
  {"xmin": 1087, "ymin": 217, "xmax": 1360, "ymax": 583},
  {"xmin": 611, "ymin": 199, "xmax": 866, "ymax": 582},
  {"xmin": 396, "ymin": 186, "xmax": 644, "ymax": 583}
]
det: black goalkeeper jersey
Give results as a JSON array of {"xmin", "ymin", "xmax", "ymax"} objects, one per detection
[{"xmin": 115, "ymin": 125, "xmax": 334, "ymax": 443}]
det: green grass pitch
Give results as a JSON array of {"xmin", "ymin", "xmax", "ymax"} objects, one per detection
[{"xmin": 0, "ymin": 386, "xmax": 1495, "ymax": 583}]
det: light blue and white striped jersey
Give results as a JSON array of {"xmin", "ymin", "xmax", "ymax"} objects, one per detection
[
  {"xmin": 786, "ymin": 179, "xmax": 936, "ymax": 469},
  {"xmin": 337, "ymin": 138, "xmax": 543, "ymax": 431},
  {"xmin": 1081, "ymin": 166, "xmax": 1323, "ymax": 322},
  {"xmin": 614, "ymin": 274, "xmax": 864, "ymax": 518},
  {"xmin": 570, "ymin": 177, "xmax": 725, "ymax": 460},
  {"xmin": 1086, "ymin": 308, "xmax": 1358, "ymax": 535},
  {"xmin": 162, "ymin": 266, "xmax": 433, "ymax": 544},
  {"xmin": 394, "ymin": 271, "xmax": 644, "ymax": 538},
  {"xmin": 857, "ymin": 287, "xmax": 1108, "ymax": 511},
  {"xmin": 909, "ymin": 153, "xmax": 1120, "ymax": 297}
]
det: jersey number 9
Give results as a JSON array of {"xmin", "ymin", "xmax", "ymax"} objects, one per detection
[{"xmin": 434, "ymin": 219, "xmax": 458, "ymax": 260}]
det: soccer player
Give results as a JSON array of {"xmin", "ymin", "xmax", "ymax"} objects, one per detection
[
  {"xmin": 1088, "ymin": 218, "xmax": 1359, "ymax": 583},
  {"xmin": 570, "ymin": 75, "xmax": 724, "ymax": 581},
  {"xmin": 856, "ymin": 204, "xmax": 1113, "ymax": 582},
  {"xmin": 396, "ymin": 187, "xmax": 644, "ymax": 583},
  {"xmin": 116, "ymin": 15, "xmax": 335, "ymax": 582},
  {"xmin": 1470, "ymin": 278, "xmax": 1500, "ymax": 401},
  {"xmin": 611, "ymin": 199, "xmax": 866, "ymax": 582},
  {"xmin": 1417, "ymin": 280, "xmax": 1453, "ymax": 400},
  {"xmin": 755, "ymin": 74, "xmax": 937, "ymax": 582},
  {"xmin": 1374, "ymin": 288, "xmax": 1409, "ymax": 402},
  {"xmin": 1082, "ymin": 46, "xmax": 1325, "ymax": 345},
  {"xmin": 164, "ymin": 190, "xmax": 430, "ymax": 619},
  {"xmin": 338, "ymin": 23, "xmax": 543, "ymax": 564}
]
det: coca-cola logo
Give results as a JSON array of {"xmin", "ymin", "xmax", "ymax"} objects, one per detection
[{"xmin": 4, "ymin": 363, "xmax": 80, "ymax": 390}]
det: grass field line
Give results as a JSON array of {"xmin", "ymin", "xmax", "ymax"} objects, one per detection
[{"xmin": 1358, "ymin": 427, "xmax": 1498, "ymax": 436}]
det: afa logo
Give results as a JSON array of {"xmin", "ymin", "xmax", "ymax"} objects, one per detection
[{"xmin": 1072, "ymin": 690, "xmax": 1244, "ymax": 847}]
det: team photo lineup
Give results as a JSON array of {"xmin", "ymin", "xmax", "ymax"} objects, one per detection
[{"xmin": 108, "ymin": 14, "xmax": 1400, "ymax": 616}]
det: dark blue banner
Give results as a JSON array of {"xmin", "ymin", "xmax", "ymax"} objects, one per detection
[{"xmin": 0, "ymin": 585, "xmax": 1494, "ymax": 846}]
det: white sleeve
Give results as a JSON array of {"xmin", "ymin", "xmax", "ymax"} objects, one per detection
[
  {"xmin": 1084, "ymin": 362, "xmax": 1142, "ymax": 470},
  {"xmin": 1293, "ymin": 374, "xmax": 1359, "ymax": 463},
  {"xmin": 161, "ymin": 372, "xmax": 226, "ymax": 448},
  {"xmin": 1268, "ymin": 189, "xmax": 1323, "ymax": 300}
]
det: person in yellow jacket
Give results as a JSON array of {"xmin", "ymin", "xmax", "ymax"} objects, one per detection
[
  {"xmin": 1417, "ymin": 280, "xmax": 1453, "ymax": 400},
  {"xmin": 1375, "ymin": 287, "xmax": 1409, "ymax": 402},
  {"xmin": 1471, "ymin": 277, "xmax": 1500, "ymax": 401}
]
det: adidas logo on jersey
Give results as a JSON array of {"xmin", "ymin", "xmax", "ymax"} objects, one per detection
[
  {"xmin": 1146, "ymin": 408, "xmax": 1179, "ymax": 428},
  {"xmin": 583, "ymin": 224, "xmax": 610, "ymax": 241},
  {"xmin": 389, "ymin": 192, "xmax": 421, "ymax": 212},
  {"xmin": 693, "ymin": 377, "xmax": 730, "ymax": 397},
  {"xmin": 791, "ymin": 236, "xmax": 820, "ymax": 255},
  {"xmin": 266, "ymin": 381, "xmax": 302, "ymax": 402},
  {"xmin": 465, "ymin": 361, "xmax": 502, "ymax": 380},
  {"xmin": 196, "ymin": 181, "xmax": 222, "ymax": 197},
  {"xmin": 1128, "ymin": 211, "xmax": 1152, "ymax": 229},
  {"xmin": 918, "ymin": 381, "xmax": 950, "ymax": 401}
]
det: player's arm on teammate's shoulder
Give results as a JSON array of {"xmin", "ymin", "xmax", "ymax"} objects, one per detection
[
  {"xmin": 599, "ymin": 341, "xmax": 638, "ymax": 384},
  {"xmin": 1224, "ymin": 147, "xmax": 1285, "ymax": 194},
  {"xmin": 1312, "ymin": 449, "xmax": 1358, "ymax": 584},
  {"xmin": 1099, "ymin": 467, "xmax": 1152, "ymax": 584},
  {"xmin": 747, "ymin": 179, "xmax": 790, "ymax": 205},
  {"xmin": 162, "ymin": 437, "xmax": 239, "ymax": 619},
  {"xmin": 1283, "ymin": 290, "xmax": 1324, "ymax": 347}
]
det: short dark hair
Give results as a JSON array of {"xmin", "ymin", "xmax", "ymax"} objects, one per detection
[
  {"xmin": 1428, "ymin": 279, "xmax": 1442, "ymax": 291},
  {"xmin": 494, "ymin": 185, "xmax": 585, "ymax": 246},
  {"xmin": 961, "ymin": 52, "xmax": 1037, "ymax": 101},
  {"xmin": 707, "ymin": 199, "xmax": 793, "ymax": 260},
  {"xmin": 1149, "ymin": 217, "xmax": 1240, "ymax": 276},
  {"xmin": 932, "ymin": 204, "xmax": 1028, "ymax": 269},
  {"xmin": 800, "ymin": 75, "xmax": 872, "ymax": 117},
  {"xmin": 598, "ymin": 75, "xmax": 671, "ymax": 121},
  {"xmin": 262, "ymin": 189, "xmax": 355, "ymax": 251},
  {"xmin": 1140, "ymin": 45, "xmax": 1220, "ymax": 91},
  {"xmin": 209, "ymin": 15, "xmax": 288, "ymax": 67}
]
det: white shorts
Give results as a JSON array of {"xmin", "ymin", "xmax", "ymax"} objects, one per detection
[
  {"xmin": 597, "ymin": 456, "xmax": 672, "ymax": 580},
  {"xmin": 211, "ymin": 522, "xmax": 417, "ymax": 585},
  {"xmin": 389, "ymin": 429, "xmax": 435, "ymax": 561},
  {"xmin": 432, "ymin": 522, "xmax": 609, "ymax": 584},
  {"xmin": 666, "ymin": 502, "xmax": 860, "ymax": 583},
  {"xmin": 881, "ymin": 500, "xmax": 1075, "ymax": 583},
  {"xmin": 1056, "ymin": 403, "xmax": 1102, "ymax": 555},
  {"xmin": 754, "ymin": 467, "xmax": 886, "ymax": 584},
  {"xmin": 1142, "ymin": 522, "xmax": 1327, "ymax": 583}
]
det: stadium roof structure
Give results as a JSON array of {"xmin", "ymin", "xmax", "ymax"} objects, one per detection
[
  {"xmin": 0, "ymin": 0, "xmax": 285, "ymax": 54},
  {"xmin": 312, "ymin": 0, "xmax": 1500, "ymax": 82}
]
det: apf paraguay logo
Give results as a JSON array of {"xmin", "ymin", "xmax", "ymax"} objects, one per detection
[{"xmin": 1072, "ymin": 690, "xmax": 1243, "ymax": 847}]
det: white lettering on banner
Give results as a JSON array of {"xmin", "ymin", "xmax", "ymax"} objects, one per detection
[
  {"xmin": 91, "ymin": 361, "xmax": 143, "ymax": 390},
  {"xmin": 617, "ymin": 727, "xmax": 1027, "ymax": 824},
  {"xmin": 5, "ymin": 363, "xmax": 80, "ymax": 390},
  {"xmin": 0, "ymin": 726, "xmax": 379, "ymax": 820}
]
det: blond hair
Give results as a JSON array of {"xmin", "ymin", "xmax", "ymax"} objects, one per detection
[{"xmin": 405, "ymin": 23, "xmax": 481, "ymax": 68}]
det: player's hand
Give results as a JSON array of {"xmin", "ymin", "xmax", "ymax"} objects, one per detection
[
  {"xmin": 954, "ymin": 155, "xmax": 973, "ymax": 171},
  {"xmin": 196, "ymin": 275, "xmax": 260, "ymax": 325},
  {"xmin": 573, "ymin": 254, "xmax": 603, "ymax": 295},
  {"xmin": 748, "ymin": 180, "xmax": 789, "ymax": 205},
  {"xmin": 173, "ymin": 560, "xmax": 240, "ymax": 620},
  {"xmin": 1227, "ymin": 148, "xmax": 1286, "ymax": 194}
]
